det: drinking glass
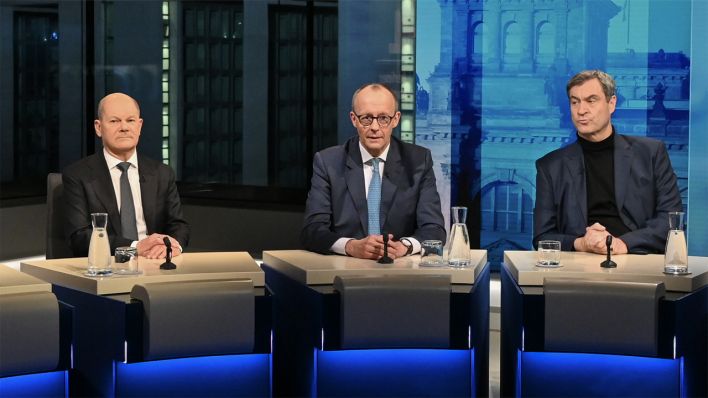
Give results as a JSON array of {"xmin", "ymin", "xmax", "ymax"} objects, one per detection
[
  {"xmin": 114, "ymin": 246, "xmax": 141, "ymax": 275},
  {"xmin": 537, "ymin": 240, "xmax": 561, "ymax": 268},
  {"xmin": 420, "ymin": 240, "xmax": 444, "ymax": 266}
]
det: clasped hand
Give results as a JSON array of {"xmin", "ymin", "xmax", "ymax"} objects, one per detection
[
  {"xmin": 573, "ymin": 223, "xmax": 627, "ymax": 255},
  {"xmin": 136, "ymin": 233, "xmax": 182, "ymax": 259},
  {"xmin": 345, "ymin": 234, "xmax": 408, "ymax": 260}
]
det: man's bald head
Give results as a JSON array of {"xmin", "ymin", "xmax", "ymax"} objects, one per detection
[{"xmin": 97, "ymin": 93, "xmax": 141, "ymax": 120}]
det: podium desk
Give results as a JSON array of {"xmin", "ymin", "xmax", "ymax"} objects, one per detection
[
  {"xmin": 1, "ymin": 263, "xmax": 52, "ymax": 294},
  {"xmin": 262, "ymin": 249, "xmax": 489, "ymax": 397},
  {"xmin": 501, "ymin": 251, "xmax": 708, "ymax": 398},
  {"xmin": 21, "ymin": 252, "xmax": 271, "ymax": 398},
  {"xmin": 0, "ymin": 264, "xmax": 70, "ymax": 397}
]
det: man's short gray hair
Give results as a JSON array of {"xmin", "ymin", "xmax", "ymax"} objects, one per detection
[{"xmin": 566, "ymin": 70, "xmax": 616, "ymax": 101}]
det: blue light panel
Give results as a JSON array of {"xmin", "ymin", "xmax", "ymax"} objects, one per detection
[
  {"xmin": 115, "ymin": 354, "xmax": 270, "ymax": 397},
  {"xmin": 0, "ymin": 371, "xmax": 67, "ymax": 397},
  {"xmin": 316, "ymin": 348, "xmax": 474, "ymax": 397},
  {"xmin": 520, "ymin": 351, "xmax": 681, "ymax": 397}
]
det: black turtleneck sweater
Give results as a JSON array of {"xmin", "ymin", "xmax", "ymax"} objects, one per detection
[{"xmin": 578, "ymin": 130, "xmax": 631, "ymax": 237}]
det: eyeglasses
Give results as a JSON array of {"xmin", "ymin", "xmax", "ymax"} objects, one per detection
[{"xmin": 354, "ymin": 113, "xmax": 396, "ymax": 127}]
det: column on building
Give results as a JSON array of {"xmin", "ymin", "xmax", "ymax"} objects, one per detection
[
  {"xmin": 485, "ymin": 4, "xmax": 501, "ymax": 71},
  {"xmin": 518, "ymin": 6, "xmax": 534, "ymax": 73}
]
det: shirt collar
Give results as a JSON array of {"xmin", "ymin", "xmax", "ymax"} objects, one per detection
[
  {"xmin": 104, "ymin": 148, "xmax": 139, "ymax": 170},
  {"xmin": 359, "ymin": 141, "xmax": 390, "ymax": 165}
]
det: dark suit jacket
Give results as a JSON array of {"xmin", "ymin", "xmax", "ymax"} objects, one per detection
[
  {"xmin": 533, "ymin": 133, "xmax": 682, "ymax": 254},
  {"xmin": 63, "ymin": 150, "xmax": 190, "ymax": 256},
  {"xmin": 301, "ymin": 136, "xmax": 446, "ymax": 254}
]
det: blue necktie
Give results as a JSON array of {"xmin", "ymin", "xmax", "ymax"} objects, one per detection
[
  {"xmin": 368, "ymin": 158, "xmax": 381, "ymax": 235},
  {"xmin": 117, "ymin": 162, "xmax": 139, "ymax": 241}
]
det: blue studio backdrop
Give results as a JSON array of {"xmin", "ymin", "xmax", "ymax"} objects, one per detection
[{"xmin": 416, "ymin": 0, "xmax": 706, "ymax": 268}]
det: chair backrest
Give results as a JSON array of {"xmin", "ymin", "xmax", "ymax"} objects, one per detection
[
  {"xmin": 46, "ymin": 173, "xmax": 73, "ymax": 259},
  {"xmin": 544, "ymin": 278, "xmax": 665, "ymax": 357},
  {"xmin": 334, "ymin": 274, "xmax": 451, "ymax": 349},
  {"xmin": 131, "ymin": 279, "xmax": 255, "ymax": 361},
  {"xmin": 0, "ymin": 291, "xmax": 60, "ymax": 377}
]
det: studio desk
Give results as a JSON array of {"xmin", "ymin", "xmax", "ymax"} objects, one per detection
[
  {"xmin": 262, "ymin": 249, "xmax": 490, "ymax": 397},
  {"xmin": 0, "ymin": 264, "xmax": 71, "ymax": 397},
  {"xmin": 501, "ymin": 251, "xmax": 708, "ymax": 398},
  {"xmin": 20, "ymin": 252, "xmax": 271, "ymax": 398}
]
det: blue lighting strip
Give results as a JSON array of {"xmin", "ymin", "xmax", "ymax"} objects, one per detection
[
  {"xmin": 316, "ymin": 348, "xmax": 474, "ymax": 397},
  {"xmin": 0, "ymin": 371, "xmax": 67, "ymax": 397},
  {"xmin": 520, "ymin": 351, "xmax": 681, "ymax": 397},
  {"xmin": 115, "ymin": 354, "xmax": 270, "ymax": 397}
]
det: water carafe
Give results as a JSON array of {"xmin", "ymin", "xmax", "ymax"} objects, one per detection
[
  {"xmin": 664, "ymin": 211, "xmax": 688, "ymax": 274},
  {"xmin": 87, "ymin": 212, "xmax": 112, "ymax": 276},
  {"xmin": 447, "ymin": 206, "xmax": 471, "ymax": 267}
]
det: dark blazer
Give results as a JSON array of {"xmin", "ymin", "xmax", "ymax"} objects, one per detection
[
  {"xmin": 63, "ymin": 150, "xmax": 190, "ymax": 256},
  {"xmin": 533, "ymin": 133, "xmax": 682, "ymax": 254},
  {"xmin": 301, "ymin": 136, "xmax": 446, "ymax": 254}
]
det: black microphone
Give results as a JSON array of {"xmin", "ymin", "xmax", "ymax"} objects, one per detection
[
  {"xmin": 159, "ymin": 237, "xmax": 177, "ymax": 270},
  {"xmin": 377, "ymin": 232, "xmax": 394, "ymax": 264},
  {"xmin": 600, "ymin": 235, "xmax": 617, "ymax": 268}
]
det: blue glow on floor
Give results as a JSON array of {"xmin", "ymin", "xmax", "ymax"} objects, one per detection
[
  {"xmin": 0, "ymin": 371, "xmax": 67, "ymax": 397},
  {"xmin": 521, "ymin": 351, "xmax": 681, "ymax": 397},
  {"xmin": 115, "ymin": 354, "xmax": 270, "ymax": 397},
  {"xmin": 316, "ymin": 348, "xmax": 473, "ymax": 397}
]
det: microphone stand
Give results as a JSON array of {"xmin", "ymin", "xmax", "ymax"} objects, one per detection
[
  {"xmin": 377, "ymin": 232, "xmax": 394, "ymax": 264},
  {"xmin": 600, "ymin": 235, "xmax": 617, "ymax": 268},
  {"xmin": 160, "ymin": 237, "xmax": 177, "ymax": 270}
]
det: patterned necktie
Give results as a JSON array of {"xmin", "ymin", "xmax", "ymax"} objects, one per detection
[
  {"xmin": 368, "ymin": 158, "xmax": 381, "ymax": 235},
  {"xmin": 117, "ymin": 162, "xmax": 139, "ymax": 241}
]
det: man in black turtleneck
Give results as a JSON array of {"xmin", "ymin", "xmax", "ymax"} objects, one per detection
[{"xmin": 534, "ymin": 70, "xmax": 682, "ymax": 254}]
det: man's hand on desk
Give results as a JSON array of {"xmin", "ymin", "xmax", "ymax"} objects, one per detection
[
  {"xmin": 137, "ymin": 234, "xmax": 182, "ymax": 259},
  {"xmin": 574, "ymin": 223, "xmax": 609, "ymax": 254},
  {"xmin": 610, "ymin": 237, "xmax": 628, "ymax": 255},
  {"xmin": 573, "ymin": 223, "xmax": 628, "ymax": 255},
  {"xmin": 345, "ymin": 234, "xmax": 408, "ymax": 260},
  {"xmin": 386, "ymin": 239, "xmax": 409, "ymax": 259}
]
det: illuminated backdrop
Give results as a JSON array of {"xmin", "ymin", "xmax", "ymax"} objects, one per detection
[{"xmin": 415, "ymin": 0, "xmax": 704, "ymax": 267}]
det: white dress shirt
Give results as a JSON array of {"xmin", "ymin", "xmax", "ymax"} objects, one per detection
[
  {"xmin": 330, "ymin": 142, "xmax": 421, "ymax": 256},
  {"xmin": 104, "ymin": 148, "xmax": 148, "ymax": 245}
]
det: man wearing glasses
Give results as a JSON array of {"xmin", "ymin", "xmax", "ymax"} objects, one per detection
[{"xmin": 301, "ymin": 83, "xmax": 445, "ymax": 260}]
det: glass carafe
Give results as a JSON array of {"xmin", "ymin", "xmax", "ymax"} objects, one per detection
[
  {"xmin": 87, "ymin": 212, "xmax": 112, "ymax": 276},
  {"xmin": 664, "ymin": 211, "xmax": 688, "ymax": 274},
  {"xmin": 447, "ymin": 206, "xmax": 471, "ymax": 267}
]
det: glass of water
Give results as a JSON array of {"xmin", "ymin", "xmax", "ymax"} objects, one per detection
[
  {"xmin": 114, "ymin": 246, "xmax": 142, "ymax": 275},
  {"xmin": 537, "ymin": 240, "xmax": 561, "ymax": 268},
  {"xmin": 420, "ymin": 240, "xmax": 444, "ymax": 267}
]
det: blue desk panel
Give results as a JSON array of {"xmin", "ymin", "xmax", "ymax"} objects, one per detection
[
  {"xmin": 263, "ymin": 261, "xmax": 490, "ymax": 397},
  {"xmin": 500, "ymin": 263, "xmax": 707, "ymax": 398}
]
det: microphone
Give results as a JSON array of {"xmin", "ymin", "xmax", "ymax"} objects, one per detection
[
  {"xmin": 600, "ymin": 235, "xmax": 617, "ymax": 268},
  {"xmin": 159, "ymin": 237, "xmax": 177, "ymax": 270},
  {"xmin": 377, "ymin": 232, "xmax": 394, "ymax": 264}
]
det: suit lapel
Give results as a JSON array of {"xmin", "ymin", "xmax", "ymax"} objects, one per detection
[
  {"xmin": 90, "ymin": 151, "xmax": 122, "ymax": 233},
  {"xmin": 344, "ymin": 140, "xmax": 368, "ymax": 234},
  {"xmin": 564, "ymin": 143, "xmax": 587, "ymax": 224},
  {"xmin": 138, "ymin": 155, "xmax": 157, "ymax": 234},
  {"xmin": 614, "ymin": 134, "xmax": 632, "ymax": 212},
  {"xmin": 380, "ymin": 141, "xmax": 401, "ymax": 231}
]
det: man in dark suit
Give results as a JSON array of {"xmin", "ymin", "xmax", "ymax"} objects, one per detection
[
  {"xmin": 301, "ymin": 83, "xmax": 445, "ymax": 260},
  {"xmin": 63, "ymin": 93, "xmax": 189, "ymax": 258},
  {"xmin": 534, "ymin": 70, "xmax": 682, "ymax": 254}
]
